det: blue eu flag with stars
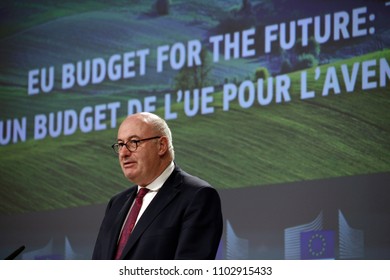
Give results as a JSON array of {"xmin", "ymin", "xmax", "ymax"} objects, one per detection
[{"xmin": 300, "ymin": 230, "xmax": 335, "ymax": 259}]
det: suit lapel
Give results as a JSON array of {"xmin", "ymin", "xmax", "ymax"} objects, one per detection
[
  {"xmin": 108, "ymin": 187, "xmax": 137, "ymax": 259},
  {"xmin": 119, "ymin": 167, "xmax": 182, "ymax": 259}
]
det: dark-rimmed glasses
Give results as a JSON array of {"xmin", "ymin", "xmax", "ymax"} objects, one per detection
[{"xmin": 111, "ymin": 136, "xmax": 161, "ymax": 154}]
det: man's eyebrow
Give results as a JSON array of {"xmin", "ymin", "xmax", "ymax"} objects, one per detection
[{"xmin": 116, "ymin": 135, "xmax": 139, "ymax": 142}]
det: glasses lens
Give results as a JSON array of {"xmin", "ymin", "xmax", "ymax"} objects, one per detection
[
  {"xmin": 112, "ymin": 143, "xmax": 119, "ymax": 153},
  {"xmin": 127, "ymin": 141, "xmax": 137, "ymax": 152},
  {"xmin": 112, "ymin": 142, "xmax": 136, "ymax": 153}
]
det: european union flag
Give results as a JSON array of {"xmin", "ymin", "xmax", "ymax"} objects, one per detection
[{"xmin": 300, "ymin": 230, "xmax": 335, "ymax": 259}]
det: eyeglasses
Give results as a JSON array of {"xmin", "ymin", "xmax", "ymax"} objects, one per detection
[{"xmin": 111, "ymin": 136, "xmax": 161, "ymax": 154}]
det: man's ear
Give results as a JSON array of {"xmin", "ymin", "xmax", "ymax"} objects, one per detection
[{"xmin": 158, "ymin": 136, "xmax": 169, "ymax": 155}]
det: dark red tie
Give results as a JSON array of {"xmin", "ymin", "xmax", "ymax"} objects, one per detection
[{"xmin": 115, "ymin": 187, "xmax": 150, "ymax": 259}]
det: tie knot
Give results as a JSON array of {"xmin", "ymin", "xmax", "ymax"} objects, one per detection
[{"xmin": 137, "ymin": 188, "xmax": 149, "ymax": 199}]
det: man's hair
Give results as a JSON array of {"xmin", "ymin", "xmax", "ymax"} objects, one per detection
[{"xmin": 147, "ymin": 114, "xmax": 175, "ymax": 159}]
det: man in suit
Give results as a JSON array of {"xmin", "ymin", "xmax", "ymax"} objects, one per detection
[{"xmin": 92, "ymin": 112, "xmax": 223, "ymax": 260}]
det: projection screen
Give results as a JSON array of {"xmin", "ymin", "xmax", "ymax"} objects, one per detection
[{"xmin": 1, "ymin": 0, "xmax": 389, "ymax": 260}]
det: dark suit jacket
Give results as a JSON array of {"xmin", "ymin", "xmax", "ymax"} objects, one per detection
[{"xmin": 92, "ymin": 165, "xmax": 223, "ymax": 260}]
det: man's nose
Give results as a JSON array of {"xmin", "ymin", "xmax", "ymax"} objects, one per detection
[{"xmin": 119, "ymin": 145, "xmax": 131, "ymax": 156}]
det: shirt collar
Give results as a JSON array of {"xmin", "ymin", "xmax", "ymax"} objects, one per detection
[{"xmin": 138, "ymin": 161, "xmax": 175, "ymax": 192}]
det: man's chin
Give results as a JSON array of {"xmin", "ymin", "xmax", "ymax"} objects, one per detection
[{"xmin": 122, "ymin": 168, "xmax": 137, "ymax": 181}]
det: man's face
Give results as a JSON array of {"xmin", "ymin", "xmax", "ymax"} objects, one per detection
[{"xmin": 116, "ymin": 116, "xmax": 161, "ymax": 186}]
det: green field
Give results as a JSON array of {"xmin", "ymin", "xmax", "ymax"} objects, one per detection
[
  {"xmin": 1, "ymin": 1, "xmax": 389, "ymax": 214},
  {"xmin": 1, "ymin": 50, "xmax": 389, "ymax": 214}
]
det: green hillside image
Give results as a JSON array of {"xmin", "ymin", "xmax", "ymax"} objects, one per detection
[
  {"xmin": 1, "ymin": 50, "xmax": 389, "ymax": 213},
  {"xmin": 1, "ymin": 0, "xmax": 389, "ymax": 213}
]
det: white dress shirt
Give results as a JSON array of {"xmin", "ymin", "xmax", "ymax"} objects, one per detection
[{"xmin": 118, "ymin": 161, "xmax": 175, "ymax": 240}]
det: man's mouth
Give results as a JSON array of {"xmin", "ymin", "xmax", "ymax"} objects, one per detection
[{"xmin": 122, "ymin": 160, "xmax": 136, "ymax": 168}]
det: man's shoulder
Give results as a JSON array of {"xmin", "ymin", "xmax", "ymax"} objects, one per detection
[
  {"xmin": 173, "ymin": 165, "xmax": 213, "ymax": 190},
  {"xmin": 109, "ymin": 185, "xmax": 137, "ymax": 202}
]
